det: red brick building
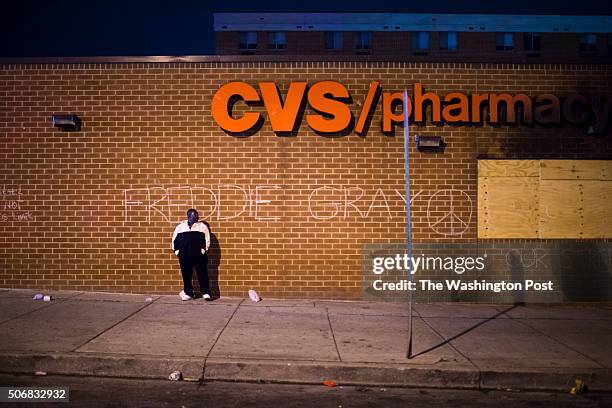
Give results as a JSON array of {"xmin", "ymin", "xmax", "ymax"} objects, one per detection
[
  {"xmin": 215, "ymin": 13, "xmax": 612, "ymax": 63},
  {"xmin": 1, "ymin": 13, "xmax": 611, "ymax": 300}
]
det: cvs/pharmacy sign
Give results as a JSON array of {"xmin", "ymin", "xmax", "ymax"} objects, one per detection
[{"xmin": 211, "ymin": 81, "xmax": 611, "ymax": 136}]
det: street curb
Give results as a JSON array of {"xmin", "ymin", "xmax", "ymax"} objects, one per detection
[
  {"xmin": 0, "ymin": 353, "xmax": 204, "ymax": 381},
  {"xmin": 203, "ymin": 359, "xmax": 612, "ymax": 391},
  {"xmin": 1, "ymin": 353, "xmax": 610, "ymax": 392},
  {"xmin": 203, "ymin": 359, "xmax": 480, "ymax": 389},
  {"xmin": 479, "ymin": 368, "xmax": 612, "ymax": 392}
]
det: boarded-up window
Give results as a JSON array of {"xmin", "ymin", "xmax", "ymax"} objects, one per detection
[{"xmin": 478, "ymin": 160, "xmax": 612, "ymax": 239}]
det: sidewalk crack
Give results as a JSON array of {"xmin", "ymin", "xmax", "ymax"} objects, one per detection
[
  {"xmin": 202, "ymin": 299, "xmax": 244, "ymax": 379},
  {"xmin": 419, "ymin": 316, "xmax": 479, "ymax": 370},
  {"xmin": 70, "ymin": 300, "xmax": 156, "ymax": 352},
  {"xmin": 0, "ymin": 294, "xmax": 77, "ymax": 326},
  {"xmin": 326, "ymin": 308, "xmax": 342, "ymax": 362},
  {"xmin": 509, "ymin": 314, "xmax": 606, "ymax": 369}
]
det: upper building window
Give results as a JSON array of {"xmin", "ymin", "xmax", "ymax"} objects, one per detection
[
  {"xmin": 439, "ymin": 32, "xmax": 458, "ymax": 51},
  {"xmin": 411, "ymin": 32, "xmax": 430, "ymax": 52},
  {"xmin": 239, "ymin": 32, "xmax": 258, "ymax": 50},
  {"xmin": 496, "ymin": 33, "xmax": 514, "ymax": 50},
  {"xmin": 268, "ymin": 32, "xmax": 286, "ymax": 50},
  {"xmin": 325, "ymin": 32, "xmax": 343, "ymax": 50},
  {"xmin": 355, "ymin": 32, "xmax": 372, "ymax": 51},
  {"xmin": 579, "ymin": 34, "xmax": 597, "ymax": 53},
  {"xmin": 524, "ymin": 33, "xmax": 541, "ymax": 52}
]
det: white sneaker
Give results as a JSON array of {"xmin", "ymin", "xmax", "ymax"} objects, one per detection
[
  {"xmin": 203, "ymin": 294, "xmax": 212, "ymax": 301},
  {"xmin": 179, "ymin": 290, "xmax": 193, "ymax": 301}
]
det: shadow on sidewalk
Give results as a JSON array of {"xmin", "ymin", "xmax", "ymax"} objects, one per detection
[
  {"xmin": 192, "ymin": 222, "xmax": 222, "ymax": 300},
  {"xmin": 411, "ymin": 305, "xmax": 518, "ymax": 358}
]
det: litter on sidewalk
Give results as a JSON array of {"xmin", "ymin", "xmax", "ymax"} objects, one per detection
[
  {"xmin": 248, "ymin": 289, "xmax": 261, "ymax": 302},
  {"xmin": 32, "ymin": 294, "xmax": 53, "ymax": 301},
  {"xmin": 570, "ymin": 378, "xmax": 587, "ymax": 395},
  {"xmin": 323, "ymin": 380, "xmax": 338, "ymax": 387}
]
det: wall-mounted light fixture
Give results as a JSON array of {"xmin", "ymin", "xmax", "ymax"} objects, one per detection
[
  {"xmin": 52, "ymin": 114, "xmax": 81, "ymax": 131},
  {"xmin": 416, "ymin": 135, "xmax": 443, "ymax": 151}
]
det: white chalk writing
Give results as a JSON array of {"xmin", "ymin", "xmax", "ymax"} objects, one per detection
[
  {"xmin": 1, "ymin": 185, "xmax": 34, "ymax": 222},
  {"xmin": 426, "ymin": 189, "xmax": 473, "ymax": 237},
  {"xmin": 123, "ymin": 185, "xmax": 284, "ymax": 223},
  {"xmin": 122, "ymin": 184, "xmax": 473, "ymax": 236}
]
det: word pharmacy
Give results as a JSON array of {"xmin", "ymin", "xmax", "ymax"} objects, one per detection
[{"xmin": 212, "ymin": 81, "xmax": 611, "ymax": 135}]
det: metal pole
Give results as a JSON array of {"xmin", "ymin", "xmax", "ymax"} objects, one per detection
[{"xmin": 403, "ymin": 89, "xmax": 414, "ymax": 359}]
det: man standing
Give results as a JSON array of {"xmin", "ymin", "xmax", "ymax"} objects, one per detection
[{"xmin": 171, "ymin": 209, "xmax": 212, "ymax": 301}]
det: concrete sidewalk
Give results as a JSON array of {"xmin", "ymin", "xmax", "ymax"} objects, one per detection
[{"xmin": 0, "ymin": 288, "xmax": 610, "ymax": 392}]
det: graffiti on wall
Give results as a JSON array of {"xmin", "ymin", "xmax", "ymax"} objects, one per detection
[
  {"xmin": 1, "ymin": 185, "xmax": 33, "ymax": 222},
  {"xmin": 122, "ymin": 185, "xmax": 473, "ymax": 237},
  {"xmin": 427, "ymin": 190, "xmax": 473, "ymax": 236}
]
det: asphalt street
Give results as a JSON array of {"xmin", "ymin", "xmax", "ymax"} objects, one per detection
[{"xmin": 1, "ymin": 374, "xmax": 611, "ymax": 408}]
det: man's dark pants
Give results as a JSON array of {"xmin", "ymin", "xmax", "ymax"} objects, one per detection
[{"xmin": 178, "ymin": 254, "xmax": 210, "ymax": 298}]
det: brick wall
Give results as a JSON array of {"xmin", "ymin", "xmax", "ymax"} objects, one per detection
[{"xmin": 0, "ymin": 61, "xmax": 611, "ymax": 299}]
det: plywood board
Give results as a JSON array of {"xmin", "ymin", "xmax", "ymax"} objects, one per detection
[
  {"xmin": 601, "ymin": 161, "xmax": 612, "ymax": 181},
  {"xmin": 539, "ymin": 179, "xmax": 581, "ymax": 238},
  {"xmin": 478, "ymin": 160, "xmax": 539, "ymax": 178},
  {"xmin": 540, "ymin": 160, "xmax": 609, "ymax": 181},
  {"xmin": 478, "ymin": 176, "xmax": 539, "ymax": 238},
  {"xmin": 478, "ymin": 160, "xmax": 611, "ymax": 239},
  {"xmin": 581, "ymin": 180, "xmax": 612, "ymax": 238},
  {"xmin": 477, "ymin": 177, "xmax": 487, "ymax": 238}
]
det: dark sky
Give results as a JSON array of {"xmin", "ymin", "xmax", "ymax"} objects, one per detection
[{"xmin": 2, "ymin": 0, "xmax": 611, "ymax": 57}]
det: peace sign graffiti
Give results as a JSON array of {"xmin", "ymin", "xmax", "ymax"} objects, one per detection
[{"xmin": 426, "ymin": 189, "xmax": 473, "ymax": 237}]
